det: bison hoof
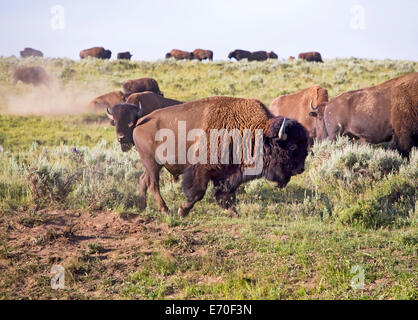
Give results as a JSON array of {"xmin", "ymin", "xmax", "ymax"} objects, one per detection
[
  {"xmin": 138, "ymin": 202, "xmax": 146, "ymax": 212},
  {"xmin": 178, "ymin": 207, "xmax": 189, "ymax": 217},
  {"xmin": 228, "ymin": 208, "xmax": 239, "ymax": 218}
]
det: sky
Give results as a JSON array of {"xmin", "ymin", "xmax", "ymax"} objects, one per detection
[{"xmin": 0, "ymin": 0, "xmax": 417, "ymax": 61}]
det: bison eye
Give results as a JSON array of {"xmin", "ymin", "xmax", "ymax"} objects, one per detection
[
  {"xmin": 289, "ymin": 144, "xmax": 297, "ymax": 151},
  {"xmin": 110, "ymin": 120, "xmax": 115, "ymax": 126}
]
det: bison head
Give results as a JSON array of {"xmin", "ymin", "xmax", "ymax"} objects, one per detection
[
  {"xmin": 228, "ymin": 51, "xmax": 234, "ymax": 59},
  {"xmin": 106, "ymin": 103, "xmax": 143, "ymax": 152},
  {"xmin": 262, "ymin": 117, "xmax": 308, "ymax": 188},
  {"xmin": 308, "ymin": 100, "xmax": 328, "ymax": 141}
]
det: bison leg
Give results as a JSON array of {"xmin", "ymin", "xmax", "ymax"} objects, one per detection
[
  {"xmin": 178, "ymin": 166, "xmax": 209, "ymax": 217},
  {"xmin": 138, "ymin": 172, "xmax": 150, "ymax": 211},
  {"xmin": 214, "ymin": 190, "xmax": 238, "ymax": 217}
]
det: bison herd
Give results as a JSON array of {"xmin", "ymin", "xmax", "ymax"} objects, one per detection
[
  {"xmin": 11, "ymin": 47, "xmax": 417, "ymax": 216},
  {"xmin": 91, "ymin": 72, "xmax": 417, "ymax": 216},
  {"xmin": 17, "ymin": 47, "xmax": 323, "ymax": 62}
]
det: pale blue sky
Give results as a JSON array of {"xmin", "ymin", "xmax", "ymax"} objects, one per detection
[{"xmin": 0, "ymin": 0, "xmax": 417, "ymax": 61}]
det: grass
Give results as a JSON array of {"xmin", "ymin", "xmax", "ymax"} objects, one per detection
[{"xmin": 0, "ymin": 56, "xmax": 416, "ymax": 299}]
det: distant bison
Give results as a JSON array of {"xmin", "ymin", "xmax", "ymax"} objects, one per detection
[
  {"xmin": 87, "ymin": 91, "xmax": 125, "ymax": 112},
  {"xmin": 228, "ymin": 49, "xmax": 252, "ymax": 61},
  {"xmin": 12, "ymin": 66, "xmax": 50, "ymax": 86},
  {"xmin": 80, "ymin": 47, "xmax": 112, "ymax": 59},
  {"xmin": 228, "ymin": 50, "xmax": 277, "ymax": 61},
  {"xmin": 122, "ymin": 78, "xmax": 163, "ymax": 98},
  {"xmin": 20, "ymin": 48, "xmax": 43, "ymax": 58},
  {"xmin": 310, "ymin": 72, "xmax": 418, "ymax": 157},
  {"xmin": 269, "ymin": 86, "xmax": 329, "ymax": 145},
  {"xmin": 192, "ymin": 49, "xmax": 213, "ymax": 61},
  {"xmin": 289, "ymin": 56, "xmax": 295, "ymax": 61},
  {"xmin": 165, "ymin": 49, "xmax": 193, "ymax": 60},
  {"xmin": 298, "ymin": 52, "xmax": 323, "ymax": 63},
  {"xmin": 125, "ymin": 91, "xmax": 182, "ymax": 116},
  {"xmin": 117, "ymin": 52, "xmax": 133, "ymax": 60}
]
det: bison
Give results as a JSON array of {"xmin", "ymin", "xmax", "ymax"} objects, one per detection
[
  {"xmin": 228, "ymin": 50, "xmax": 276, "ymax": 61},
  {"xmin": 20, "ymin": 48, "xmax": 43, "ymax": 58},
  {"xmin": 298, "ymin": 52, "xmax": 323, "ymax": 63},
  {"xmin": 87, "ymin": 91, "xmax": 125, "ymax": 112},
  {"xmin": 122, "ymin": 78, "xmax": 163, "ymax": 98},
  {"xmin": 165, "ymin": 49, "xmax": 193, "ymax": 60},
  {"xmin": 192, "ymin": 49, "xmax": 213, "ymax": 61},
  {"xmin": 107, "ymin": 96, "xmax": 308, "ymax": 216},
  {"xmin": 269, "ymin": 86, "xmax": 329, "ymax": 146},
  {"xmin": 125, "ymin": 91, "xmax": 182, "ymax": 115},
  {"xmin": 289, "ymin": 56, "xmax": 295, "ymax": 61},
  {"xmin": 228, "ymin": 49, "xmax": 253, "ymax": 61},
  {"xmin": 117, "ymin": 52, "xmax": 133, "ymax": 60},
  {"xmin": 80, "ymin": 47, "xmax": 112, "ymax": 59},
  {"xmin": 309, "ymin": 72, "xmax": 418, "ymax": 157},
  {"xmin": 12, "ymin": 66, "xmax": 50, "ymax": 86}
]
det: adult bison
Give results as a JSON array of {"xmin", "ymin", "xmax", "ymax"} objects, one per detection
[
  {"xmin": 87, "ymin": 91, "xmax": 125, "ymax": 112},
  {"xmin": 122, "ymin": 78, "xmax": 163, "ymax": 98},
  {"xmin": 20, "ymin": 48, "xmax": 43, "ymax": 58},
  {"xmin": 192, "ymin": 49, "xmax": 213, "ymax": 61},
  {"xmin": 12, "ymin": 66, "xmax": 50, "ymax": 86},
  {"xmin": 309, "ymin": 72, "xmax": 418, "ymax": 157},
  {"xmin": 269, "ymin": 86, "xmax": 329, "ymax": 145},
  {"xmin": 125, "ymin": 91, "xmax": 182, "ymax": 115},
  {"xmin": 117, "ymin": 52, "xmax": 132, "ymax": 60},
  {"xmin": 107, "ymin": 96, "xmax": 308, "ymax": 216},
  {"xmin": 298, "ymin": 52, "xmax": 323, "ymax": 63},
  {"xmin": 165, "ymin": 49, "xmax": 193, "ymax": 60},
  {"xmin": 80, "ymin": 47, "xmax": 112, "ymax": 59},
  {"xmin": 228, "ymin": 49, "xmax": 252, "ymax": 61}
]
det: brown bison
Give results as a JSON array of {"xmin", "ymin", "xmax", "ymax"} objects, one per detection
[
  {"xmin": 80, "ymin": 47, "xmax": 112, "ymax": 59},
  {"xmin": 268, "ymin": 51, "xmax": 278, "ymax": 59},
  {"xmin": 12, "ymin": 66, "xmax": 50, "ymax": 86},
  {"xmin": 117, "ymin": 52, "xmax": 133, "ymax": 60},
  {"xmin": 228, "ymin": 49, "xmax": 253, "ymax": 61},
  {"xmin": 192, "ymin": 49, "xmax": 213, "ymax": 61},
  {"xmin": 20, "ymin": 48, "xmax": 43, "ymax": 58},
  {"xmin": 108, "ymin": 96, "xmax": 308, "ymax": 216},
  {"xmin": 87, "ymin": 91, "xmax": 125, "ymax": 112},
  {"xmin": 309, "ymin": 72, "xmax": 418, "ymax": 157},
  {"xmin": 298, "ymin": 52, "xmax": 323, "ymax": 63},
  {"xmin": 165, "ymin": 49, "xmax": 193, "ymax": 60},
  {"xmin": 269, "ymin": 86, "xmax": 329, "ymax": 145},
  {"xmin": 122, "ymin": 78, "xmax": 163, "ymax": 98},
  {"xmin": 125, "ymin": 91, "xmax": 182, "ymax": 115}
]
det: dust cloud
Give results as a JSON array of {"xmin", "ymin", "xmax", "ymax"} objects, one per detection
[{"xmin": 3, "ymin": 79, "xmax": 111, "ymax": 116}]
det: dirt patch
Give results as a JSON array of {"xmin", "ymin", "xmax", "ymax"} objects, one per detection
[{"xmin": 0, "ymin": 210, "xmax": 206, "ymax": 299}]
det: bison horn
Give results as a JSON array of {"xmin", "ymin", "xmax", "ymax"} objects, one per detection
[
  {"xmin": 106, "ymin": 106, "xmax": 114, "ymax": 120},
  {"xmin": 137, "ymin": 102, "xmax": 143, "ymax": 117},
  {"xmin": 278, "ymin": 118, "xmax": 288, "ymax": 141},
  {"xmin": 310, "ymin": 100, "xmax": 319, "ymax": 112}
]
